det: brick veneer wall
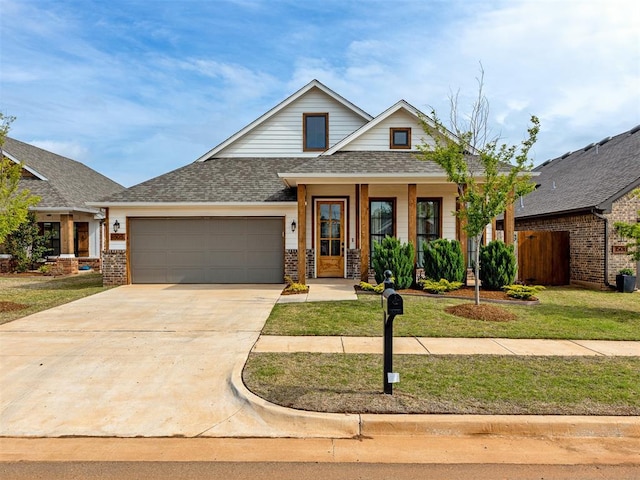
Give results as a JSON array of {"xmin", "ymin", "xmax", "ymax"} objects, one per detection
[
  {"xmin": 284, "ymin": 249, "xmax": 298, "ymax": 281},
  {"xmin": 606, "ymin": 191, "xmax": 640, "ymax": 279},
  {"xmin": 78, "ymin": 257, "xmax": 101, "ymax": 271},
  {"xmin": 347, "ymin": 249, "xmax": 360, "ymax": 279},
  {"xmin": 102, "ymin": 250, "xmax": 127, "ymax": 286},
  {"xmin": 283, "ymin": 249, "xmax": 315, "ymax": 281},
  {"xmin": 306, "ymin": 249, "xmax": 315, "ymax": 279},
  {"xmin": 515, "ymin": 191, "xmax": 639, "ymax": 288},
  {"xmin": 516, "ymin": 213, "xmax": 605, "ymax": 287},
  {"xmin": 55, "ymin": 257, "xmax": 79, "ymax": 275}
]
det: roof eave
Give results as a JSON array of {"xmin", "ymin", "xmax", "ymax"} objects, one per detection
[{"xmin": 87, "ymin": 201, "xmax": 297, "ymax": 208}]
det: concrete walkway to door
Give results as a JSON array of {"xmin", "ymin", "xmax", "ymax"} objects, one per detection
[{"xmin": 0, "ymin": 284, "xmax": 357, "ymax": 438}]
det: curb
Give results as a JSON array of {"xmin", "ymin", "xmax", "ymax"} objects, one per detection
[
  {"xmin": 233, "ymin": 362, "xmax": 640, "ymax": 439},
  {"xmin": 230, "ymin": 361, "xmax": 360, "ymax": 438}
]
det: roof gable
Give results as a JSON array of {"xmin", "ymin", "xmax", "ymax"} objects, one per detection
[
  {"xmin": 516, "ymin": 125, "xmax": 640, "ymax": 218},
  {"xmin": 196, "ymin": 79, "xmax": 373, "ymax": 161},
  {"xmin": 323, "ymin": 100, "xmax": 456, "ymax": 154},
  {"xmin": 3, "ymin": 137, "xmax": 124, "ymax": 212}
]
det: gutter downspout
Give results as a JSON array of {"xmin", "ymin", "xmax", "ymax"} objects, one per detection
[{"xmin": 592, "ymin": 209, "xmax": 611, "ymax": 288}]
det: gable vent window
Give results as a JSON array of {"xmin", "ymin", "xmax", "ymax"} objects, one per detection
[
  {"xmin": 390, "ymin": 128, "xmax": 411, "ymax": 149},
  {"xmin": 303, "ymin": 113, "xmax": 329, "ymax": 151}
]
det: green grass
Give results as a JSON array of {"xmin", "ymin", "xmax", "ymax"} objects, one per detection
[
  {"xmin": 262, "ymin": 287, "xmax": 640, "ymax": 340},
  {"xmin": 244, "ymin": 353, "xmax": 640, "ymax": 415},
  {"xmin": 0, "ymin": 273, "xmax": 112, "ymax": 325}
]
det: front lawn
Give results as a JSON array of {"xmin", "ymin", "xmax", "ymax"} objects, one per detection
[
  {"xmin": 262, "ymin": 287, "xmax": 640, "ymax": 340},
  {"xmin": 244, "ymin": 353, "xmax": 640, "ymax": 415},
  {"xmin": 0, "ymin": 273, "xmax": 111, "ymax": 325}
]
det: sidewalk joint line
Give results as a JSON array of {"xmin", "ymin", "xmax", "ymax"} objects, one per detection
[
  {"xmin": 569, "ymin": 339, "xmax": 607, "ymax": 356},
  {"xmin": 414, "ymin": 336, "xmax": 431, "ymax": 354},
  {"xmin": 491, "ymin": 338, "xmax": 516, "ymax": 355}
]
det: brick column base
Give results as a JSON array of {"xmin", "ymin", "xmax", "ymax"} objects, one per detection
[
  {"xmin": 102, "ymin": 250, "xmax": 127, "ymax": 286},
  {"xmin": 55, "ymin": 257, "xmax": 78, "ymax": 275}
]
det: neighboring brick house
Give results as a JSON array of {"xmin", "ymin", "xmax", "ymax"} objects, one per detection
[
  {"xmin": 94, "ymin": 80, "xmax": 514, "ymax": 286},
  {"xmin": 1, "ymin": 137, "xmax": 124, "ymax": 274},
  {"xmin": 506, "ymin": 125, "xmax": 640, "ymax": 290}
]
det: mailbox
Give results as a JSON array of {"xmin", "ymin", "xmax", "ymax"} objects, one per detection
[{"xmin": 383, "ymin": 289, "xmax": 403, "ymax": 316}]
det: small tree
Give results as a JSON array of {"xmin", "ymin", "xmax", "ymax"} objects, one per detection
[
  {"xmin": 0, "ymin": 113, "xmax": 41, "ymax": 243},
  {"xmin": 4, "ymin": 212, "xmax": 50, "ymax": 272},
  {"xmin": 416, "ymin": 67, "xmax": 539, "ymax": 304},
  {"xmin": 614, "ymin": 188, "xmax": 640, "ymax": 263}
]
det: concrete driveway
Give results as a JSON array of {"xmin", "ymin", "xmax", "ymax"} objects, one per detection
[{"xmin": 0, "ymin": 284, "xmax": 353, "ymax": 438}]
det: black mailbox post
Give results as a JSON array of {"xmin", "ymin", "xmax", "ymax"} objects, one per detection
[{"xmin": 381, "ymin": 270, "xmax": 403, "ymax": 394}]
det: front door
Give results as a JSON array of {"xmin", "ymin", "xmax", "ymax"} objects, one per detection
[
  {"xmin": 317, "ymin": 201, "xmax": 344, "ymax": 277},
  {"xmin": 74, "ymin": 222, "xmax": 89, "ymax": 257}
]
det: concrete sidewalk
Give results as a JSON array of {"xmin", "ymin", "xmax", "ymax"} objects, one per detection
[{"xmin": 254, "ymin": 335, "xmax": 640, "ymax": 356}]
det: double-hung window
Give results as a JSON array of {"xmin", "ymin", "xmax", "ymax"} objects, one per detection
[
  {"xmin": 416, "ymin": 198, "xmax": 441, "ymax": 267},
  {"xmin": 370, "ymin": 199, "xmax": 395, "ymax": 266},
  {"xmin": 303, "ymin": 113, "xmax": 328, "ymax": 151}
]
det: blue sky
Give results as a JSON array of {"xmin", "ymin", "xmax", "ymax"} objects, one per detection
[{"xmin": 1, "ymin": 0, "xmax": 639, "ymax": 187}]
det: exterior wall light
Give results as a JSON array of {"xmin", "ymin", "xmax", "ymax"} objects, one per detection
[
  {"xmin": 113, "ymin": 220, "xmax": 120, "ymax": 233},
  {"xmin": 291, "ymin": 220, "xmax": 297, "ymax": 232}
]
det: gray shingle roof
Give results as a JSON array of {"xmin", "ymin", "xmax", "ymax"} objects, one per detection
[
  {"xmin": 4, "ymin": 137, "xmax": 124, "ymax": 211},
  {"xmin": 101, "ymin": 151, "xmax": 510, "ymax": 204},
  {"xmin": 285, "ymin": 151, "xmax": 491, "ymax": 175},
  {"xmin": 101, "ymin": 157, "xmax": 307, "ymax": 203},
  {"xmin": 515, "ymin": 126, "xmax": 640, "ymax": 218}
]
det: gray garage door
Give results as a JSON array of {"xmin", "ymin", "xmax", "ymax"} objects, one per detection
[{"xmin": 129, "ymin": 217, "xmax": 284, "ymax": 284}]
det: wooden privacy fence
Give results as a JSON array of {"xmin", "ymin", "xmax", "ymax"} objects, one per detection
[{"xmin": 517, "ymin": 231, "xmax": 570, "ymax": 286}]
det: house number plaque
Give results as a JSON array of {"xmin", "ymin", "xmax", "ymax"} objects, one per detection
[
  {"xmin": 612, "ymin": 245, "xmax": 628, "ymax": 255},
  {"xmin": 110, "ymin": 233, "xmax": 126, "ymax": 241}
]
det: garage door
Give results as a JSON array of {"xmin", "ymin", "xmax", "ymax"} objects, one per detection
[{"xmin": 129, "ymin": 217, "xmax": 284, "ymax": 284}]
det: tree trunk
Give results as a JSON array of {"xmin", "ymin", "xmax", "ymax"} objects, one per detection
[{"xmin": 474, "ymin": 234, "xmax": 482, "ymax": 305}]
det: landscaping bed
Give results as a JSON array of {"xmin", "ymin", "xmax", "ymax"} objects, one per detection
[{"xmin": 263, "ymin": 287, "xmax": 640, "ymax": 340}]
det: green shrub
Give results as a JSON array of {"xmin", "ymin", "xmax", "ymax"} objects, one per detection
[
  {"xmin": 421, "ymin": 239, "xmax": 465, "ymax": 283},
  {"xmin": 503, "ymin": 284, "xmax": 545, "ymax": 300},
  {"xmin": 372, "ymin": 236, "xmax": 415, "ymax": 289},
  {"xmin": 419, "ymin": 278, "xmax": 463, "ymax": 294},
  {"xmin": 479, "ymin": 240, "xmax": 517, "ymax": 290},
  {"xmin": 619, "ymin": 268, "xmax": 635, "ymax": 276},
  {"xmin": 4, "ymin": 213, "xmax": 50, "ymax": 272},
  {"xmin": 359, "ymin": 281, "xmax": 384, "ymax": 293},
  {"xmin": 283, "ymin": 275, "xmax": 309, "ymax": 294}
]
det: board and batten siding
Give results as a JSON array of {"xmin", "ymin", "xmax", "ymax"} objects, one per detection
[
  {"xmin": 344, "ymin": 110, "xmax": 436, "ymax": 151},
  {"xmin": 217, "ymin": 88, "xmax": 369, "ymax": 157}
]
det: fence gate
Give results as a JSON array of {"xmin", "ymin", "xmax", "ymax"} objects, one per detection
[{"xmin": 517, "ymin": 231, "xmax": 570, "ymax": 285}]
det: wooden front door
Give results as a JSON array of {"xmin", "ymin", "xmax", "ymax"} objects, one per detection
[
  {"xmin": 74, "ymin": 222, "xmax": 89, "ymax": 257},
  {"xmin": 317, "ymin": 201, "xmax": 345, "ymax": 277}
]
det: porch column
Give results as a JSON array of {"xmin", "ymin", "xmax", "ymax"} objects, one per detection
[
  {"xmin": 360, "ymin": 184, "xmax": 369, "ymax": 282},
  {"xmin": 408, "ymin": 184, "xmax": 417, "ymax": 266},
  {"xmin": 491, "ymin": 218, "xmax": 497, "ymax": 241},
  {"xmin": 59, "ymin": 214, "xmax": 74, "ymax": 256},
  {"xmin": 504, "ymin": 201, "xmax": 515, "ymax": 246},
  {"xmin": 297, "ymin": 184, "xmax": 307, "ymax": 284}
]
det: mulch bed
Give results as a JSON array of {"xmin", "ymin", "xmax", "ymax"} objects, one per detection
[
  {"xmin": 396, "ymin": 286, "xmax": 533, "ymax": 322},
  {"xmin": 0, "ymin": 301, "xmax": 28, "ymax": 313},
  {"xmin": 397, "ymin": 286, "xmax": 516, "ymax": 301}
]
